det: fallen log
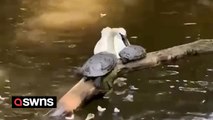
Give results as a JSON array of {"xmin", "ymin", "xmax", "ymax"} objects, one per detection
[{"xmin": 48, "ymin": 39, "xmax": 213, "ymax": 117}]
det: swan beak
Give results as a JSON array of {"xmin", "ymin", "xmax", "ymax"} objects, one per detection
[{"xmin": 119, "ymin": 33, "xmax": 130, "ymax": 46}]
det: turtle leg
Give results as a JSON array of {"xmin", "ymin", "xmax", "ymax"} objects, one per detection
[
  {"xmin": 102, "ymin": 77, "xmax": 114, "ymax": 98},
  {"xmin": 94, "ymin": 77, "xmax": 102, "ymax": 88},
  {"xmin": 102, "ymin": 69, "xmax": 118, "ymax": 98}
]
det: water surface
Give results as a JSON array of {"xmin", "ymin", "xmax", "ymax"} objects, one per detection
[{"xmin": 0, "ymin": 0, "xmax": 213, "ymax": 120}]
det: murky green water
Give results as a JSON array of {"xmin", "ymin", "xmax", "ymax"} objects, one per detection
[{"xmin": 0, "ymin": 0, "xmax": 213, "ymax": 120}]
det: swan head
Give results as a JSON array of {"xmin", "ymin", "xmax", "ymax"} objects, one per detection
[
  {"xmin": 94, "ymin": 27, "xmax": 130, "ymax": 58},
  {"xmin": 101, "ymin": 27, "xmax": 127, "ymax": 39},
  {"xmin": 112, "ymin": 28, "xmax": 130, "ymax": 46},
  {"xmin": 112, "ymin": 27, "xmax": 127, "ymax": 37}
]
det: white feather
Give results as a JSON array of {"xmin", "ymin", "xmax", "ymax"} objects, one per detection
[
  {"xmin": 113, "ymin": 34, "xmax": 126, "ymax": 58},
  {"xmin": 93, "ymin": 38, "xmax": 107, "ymax": 54},
  {"xmin": 94, "ymin": 27, "xmax": 115, "ymax": 55},
  {"xmin": 93, "ymin": 27, "xmax": 130, "ymax": 58}
]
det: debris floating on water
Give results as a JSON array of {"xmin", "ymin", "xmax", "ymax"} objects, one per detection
[
  {"xmin": 129, "ymin": 85, "xmax": 139, "ymax": 90},
  {"xmin": 189, "ymin": 81, "xmax": 195, "ymax": 84},
  {"xmin": 186, "ymin": 112, "xmax": 207, "ymax": 116},
  {"xmin": 100, "ymin": 13, "xmax": 107, "ymax": 18},
  {"xmin": 169, "ymin": 85, "xmax": 175, "ymax": 88},
  {"xmin": 3, "ymin": 86, "xmax": 11, "ymax": 89},
  {"xmin": 0, "ymin": 95, "xmax": 5, "ymax": 101},
  {"xmin": 183, "ymin": 80, "xmax": 188, "ymax": 83},
  {"xmin": 113, "ymin": 77, "xmax": 127, "ymax": 84},
  {"xmin": 68, "ymin": 44, "xmax": 76, "ymax": 48},
  {"xmin": 114, "ymin": 77, "xmax": 128, "ymax": 87},
  {"xmin": 201, "ymin": 100, "xmax": 206, "ymax": 104},
  {"xmin": 103, "ymin": 96, "xmax": 110, "ymax": 99},
  {"xmin": 196, "ymin": 81, "xmax": 208, "ymax": 87},
  {"xmin": 85, "ymin": 113, "xmax": 95, "ymax": 120},
  {"xmin": 97, "ymin": 106, "xmax": 106, "ymax": 112},
  {"xmin": 51, "ymin": 84, "xmax": 58, "ymax": 87},
  {"xmin": 160, "ymin": 11, "xmax": 178, "ymax": 15},
  {"xmin": 65, "ymin": 114, "xmax": 74, "ymax": 120},
  {"xmin": 183, "ymin": 22, "xmax": 197, "ymax": 26},
  {"xmin": 149, "ymin": 79, "xmax": 165, "ymax": 84},
  {"xmin": 52, "ymin": 40, "xmax": 66, "ymax": 43},
  {"xmin": 130, "ymin": 36, "xmax": 138, "ymax": 39},
  {"xmin": 5, "ymin": 79, "xmax": 10, "ymax": 83},
  {"xmin": 167, "ymin": 65, "xmax": 179, "ymax": 68},
  {"xmin": 123, "ymin": 94, "xmax": 134, "ymax": 102},
  {"xmin": 114, "ymin": 90, "xmax": 127, "ymax": 95},
  {"xmin": 166, "ymin": 79, "xmax": 171, "ymax": 82},
  {"xmin": 20, "ymin": 8, "xmax": 27, "ymax": 11},
  {"xmin": 207, "ymin": 69, "xmax": 213, "ymax": 72},
  {"xmin": 8, "ymin": 17, "xmax": 14, "ymax": 20},
  {"xmin": 117, "ymin": 82, "xmax": 127, "ymax": 87},
  {"xmin": 185, "ymin": 36, "xmax": 191, "ymax": 39},
  {"xmin": 179, "ymin": 87, "xmax": 207, "ymax": 93},
  {"xmin": 158, "ymin": 70, "xmax": 179, "ymax": 77},
  {"xmin": 176, "ymin": 80, "xmax": 180, "ymax": 82},
  {"xmin": 3, "ymin": 92, "xmax": 10, "ymax": 95},
  {"xmin": 114, "ymin": 108, "xmax": 120, "ymax": 113},
  {"xmin": 156, "ymin": 92, "xmax": 167, "ymax": 96}
]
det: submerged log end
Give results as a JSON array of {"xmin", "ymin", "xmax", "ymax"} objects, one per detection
[{"xmin": 48, "ymin": 79, "xmax": 97, "ymax": 117}]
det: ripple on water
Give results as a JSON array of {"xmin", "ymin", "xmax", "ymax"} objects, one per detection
[
  {"xmin": 54, "ymin": 74, "xmax": 66, "ymax": 79},
  {"xmin": 123, "ymin": 94, "xmax": 134, "ymax": 102},
  {"xmin": 178, "ymin": 86, "xmax": 207, "ymax": 93},
  {"xmin": 3, "ymin": 86, "xmax": 11, "ymax": 89},
  {"xmin": 149, "ymin": 79, "xmax": 166, "ymax": 84},
  {"xmin": 114, "ymin": 89, "xmax": 127, "ymax": 96},
  {"xmin": 167, "ymin": 64, "xmax": 179, "ymax": 68},
  {"xmin": 156, "ymin": 92, "xmax": 171, "ymax": 96},
  {"xmin": 4, "ymin": 79, "xmax": 10, "ymax": 83},
  {"xmin": 52, "ymin": 40, "xmax": 66, "ymax": 44},
  {"xmin": 68, "ymin": 44, "xmax": 76, "ymax": 48},
  {"xmin": 149, "ymin": 79, "xmax": 175, "ymax": 84},
  {"xmin": 196, "ymin": 81, "xmax": 209, "ymax": 87},
  {"xmin": 207, "ymin": 68, "xmax": 213, "ymax": 72},
  {"xmin": 113, "ymin": 77, "xmax": 128, "ymax": 87},
  {"xmin": 3, "ymin": 92, "xmax": 10, "ymax": 95},
  {"xmin": 170, "ymin": 85, "xmax": 175, "ymax": 88},
  {"xmin": 129, "ymin": 85, "xmax": 139, "ymax": 91},
  {"xmin": 157, "ymin": 70, "xmax": 179, "ymax": 77},
  {"xmin": 186, "ymin": 112, "xmax": 207, "ymax": 117},
  {"xmin": 63, "ymin": 57, "xmax": 72, "ymax": 60},
  {"xmin": 51, "ymin": 84, "xmax": 59, "ymax": 87}
]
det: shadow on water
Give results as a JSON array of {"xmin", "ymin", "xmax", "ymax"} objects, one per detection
[{"xmin": 0, "ymin": 0, "xmax": 213, "ymax": 120}]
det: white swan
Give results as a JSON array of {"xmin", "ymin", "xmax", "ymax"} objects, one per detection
[
  {"xmin": 112, "ymin": 28, "xmax": 130, "ymax": 57},
  {"xmin": 93, "ymin": 27, "xmax": 130, "ymax": 58}
]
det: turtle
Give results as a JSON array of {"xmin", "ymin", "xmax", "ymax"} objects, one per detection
[
  {"xmin": 118, "ymin": 33, "xmax": 147, "ymax": 64},
  {"xmin": 81, "ymin": 52, "xmax": 117, "ymax": 89}
]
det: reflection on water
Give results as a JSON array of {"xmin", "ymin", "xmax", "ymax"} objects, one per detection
[
  {"xmin": 22, "ymin": 0, "xmax": 106, "ymax": 30},
  {"xmin": 0, "ymin": 0, "xmax": 213, "ymax": 120}
]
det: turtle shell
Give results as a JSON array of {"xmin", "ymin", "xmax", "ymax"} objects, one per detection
[
  {"xmin": 119, "ymin": 45, "xmax": 146, "ymax": 63},
  {"xmin": 81, "ymin": 52, "xmax": 117, "ymax": 77}
]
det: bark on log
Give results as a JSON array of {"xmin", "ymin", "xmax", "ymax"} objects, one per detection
[{"xmin": 48, "ymin": 39, "xmax": 213, "ymax": 117}]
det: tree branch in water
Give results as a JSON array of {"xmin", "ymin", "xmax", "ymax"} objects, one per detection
[{"xmin": 48, "ymin": 39, "xmax": 213, "ymax": 117}]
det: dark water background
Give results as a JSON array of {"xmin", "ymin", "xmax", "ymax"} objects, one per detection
[{"xmin": 0, "ymin": 0, "xmax": 213, "ymax": 120}]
